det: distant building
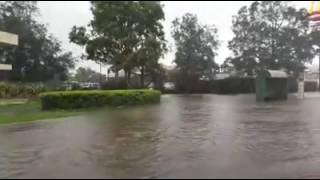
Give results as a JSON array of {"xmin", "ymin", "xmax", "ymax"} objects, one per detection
[
  {"xmin": 214, "ymin": 73, "xmax": 232, "ymax": 80},
  {"xmin": 0, "ymin": 31, "xmax": 18, "ymax": 81},
  {"xmin": 304, "ymin": 64, "xmax": 319, "ymax": 84},
  {"xmin": 214, "ymin": 66, "xmax": 249, "ymax": 80}
]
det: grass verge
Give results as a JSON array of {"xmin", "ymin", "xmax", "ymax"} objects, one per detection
[{"xmin": 0, "ymin": 100, "xmax": 85, "ymax": 124}]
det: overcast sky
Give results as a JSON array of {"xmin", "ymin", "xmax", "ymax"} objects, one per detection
[{"xmin": 37, "ymin": 1, "xmax": 310, "ymax": 74}]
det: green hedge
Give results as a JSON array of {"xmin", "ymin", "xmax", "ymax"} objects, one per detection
[
  {"xmin": 304, "ymin": 81, "xmax": 318, "ymax": 92},
  {"xmin": 211, "ymin": 78, "xmax": 255, "ymax": 94},
  {"xmin": 0, "ymin": 83, "xmax": 45, "ymax": 99},
  {"xmin": 40, "ymin": 89, "xmax": 161, "ymax": 110}
]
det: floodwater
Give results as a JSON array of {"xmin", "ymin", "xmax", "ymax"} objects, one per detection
[{"xmin": 1, "ymin": 94, "xmax": 320, "ymax": 178}]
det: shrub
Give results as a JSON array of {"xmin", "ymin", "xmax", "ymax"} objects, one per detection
[
  {"xmin": 211, "ymin": 77, "xmax": 255, "ymax": 94},
  {"xmin": 304, "ymin": 81, "xmax": 318, "ymax": 92},
  {"xmin": 0, "ymin": 83, "xmax": 45, "ymax": 99},
  {"xmin": 40, "ymin": 89, "xmax": 161, "ymax": 110},
  {"xmin": 101, "ymin": 77, "xmax": 141, "ymax": 90},
  {"xmin": 288, "ymin": 78, "xmax": 298, "ymax": 93},
  {"xmin": 101, "ymin": 78, "xmax": 127, "ymax": 90},
  {"xmin": 171, "ymin": 77, "xmax": 299, "ymax": 94}
]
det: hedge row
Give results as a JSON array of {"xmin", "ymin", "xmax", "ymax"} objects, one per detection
[
  {"xmin": 0, "ymin": 83, "xmax": 45, "ymax": 99},
  {"xmin": 211, "ymin": 78, "xmax": 255, "ymax": 94},
  {"xmin": 40, "ymin": 89, "xmax": 161, "ymax": 110},
  {"xmin": 210, "ymin": 77, "xmax": 308, "ymax": 94},
  {"xmin": 304, "ymin": 81, "xmax": 318, "ymax": 92}
]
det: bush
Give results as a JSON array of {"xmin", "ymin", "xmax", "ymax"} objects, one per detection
[
  {"xmin": 40, "ymin": 89, "xmax": 161, "ymax": 110},
  {"xmin": 0, "ymin": 83, "xmax": 45, "ymax": 99},
  {"xmin": 288, "ymin": 78, "xmax": 298, "ymax": 93},
  {"xmin": 171, "ymin": 77, "xmax": 300, "ymax": 94},
  {"xmin": 101, "ymin": 78, "xmax": 127, "ymax": 90},
  {"xmin": 211, "ymin": 77, "xmax": 255, "ymax": 94},
  {"xmin": 101, "ymin": 77, "xmax": 142, "ymax": 90},
  {"xmin": 305, "ymin": 81, "xmax": 318, "ymax": 92}
]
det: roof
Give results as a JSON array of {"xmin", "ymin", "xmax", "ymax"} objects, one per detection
[
  {"xmin": 265, "ymin": 70, "xmax": 288, "ymax": 78},
  {"xmin": 258, "ymin": 69, "xmax": 288, "ymax": 78}
]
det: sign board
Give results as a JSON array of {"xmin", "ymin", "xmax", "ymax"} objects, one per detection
[
  {"xmin": 0, "ymin": 31, "xmax": 18, "ymax": 75},
  {"xmin": 0, "ymin": 64, "xmax": 12, "ymax": 71},
  {"xmin": 0, "ymin": 31, "xmax": 18, "ymax": 46}
]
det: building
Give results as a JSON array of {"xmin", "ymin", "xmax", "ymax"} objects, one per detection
[{"xmin": 0, "ymin": 31, "xmax": 18, "ymax": 80}]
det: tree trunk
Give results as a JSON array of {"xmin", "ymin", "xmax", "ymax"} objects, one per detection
[
  {"xmin": 128, "ymin": 70, "xmax": 131, "ymax": 89},
  {"xmin": 115, "ymin": 70, "xmax": 119, "ymax": 81},
  {"xmin": 124, "ymin": 70, "xmax": 128, "ymax": 89},
  {"xmin": 140, "ymin": 66, "xmax": 145, "ymax": 89},
  {"xmin": 124, "ymin": 70, "xmax": 131, "ymax": 89}
]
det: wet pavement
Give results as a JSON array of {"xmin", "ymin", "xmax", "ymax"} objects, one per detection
[{"xmin": 1, "ymin": 94, "xmax": 320, "ymax": 178}]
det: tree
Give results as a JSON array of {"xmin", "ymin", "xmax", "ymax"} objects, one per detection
[
  {"xmin": 228, "ymin": 1, "xmax": 315, "ymax": 76},
  {"xmin": 69, "ymin": 1, "xmax": 166, "ymax": 88},
  {"xmin": 172, "ymin": 13, "xmax": 219, "ymax": 93},
  {"xmin": 0, "ymin": 1, "xmax": 75, "ymax": 82},
  {"xmin": 134, "ymin": 37, "xmax": 166, "ymax": 88},
  {"xmin": 73, "ymin": 67, "xmax": 106, "ymax": 83}
]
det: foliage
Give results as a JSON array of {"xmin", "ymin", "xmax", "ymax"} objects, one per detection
[
  {"xmin": 101, "ymin": 78, "xmax": 128, "ymax": 90},
  {"xmin": 101, "ymin": 77, "xmax": 142, "ymax": 90},
  {"xmin": 172, "ymin": 13, "xmax": 219, "ymax": 93},
  {"xmin": 304, "ymin": 81, "xmax": 318, "ymax": 92},
  {"xmin": 211, "ymin": 78, "xmax": 255, "ymax": 94},
  {"xmin": 40, "ymin": 89, "xmax": 161, "ymax": 110},
  {"xmin": 227, "ymin": 1, "xmax": 314, "ymax": 75},
  {"xmin": 69, "ymin": 1, "xmax": 166, "ymax": 87},
  {"xmin": 73, "ymin": 67, "xmax": 106, "ymax": 83},
  {"xmin": 0, "ymin": 1, "xmax": 75, "ymax": 82},
  {"xmin": 0, "ymin": 82, "xmax": 44, "ymax": 99}
]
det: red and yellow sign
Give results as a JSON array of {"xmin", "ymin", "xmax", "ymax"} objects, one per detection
[{"xmin": 308, "ymin": 1, "xmax": 320, "ymax": 21}]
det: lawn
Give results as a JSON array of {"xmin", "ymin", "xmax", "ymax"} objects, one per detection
[{"xmin": 0, "ymin": 100, "xmax": 85, "ymax": 124}]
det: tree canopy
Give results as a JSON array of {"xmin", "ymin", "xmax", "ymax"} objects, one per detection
[
  {"xmin": 0, "ymin": 1, "xmax": 75, "ymax": 82},
  {"xmin": 69, "ymin": 1, "xmax": 166, "ymax": 87},
  {"xmin": 172, "ymin": 13, "xmax": 219, "ymax": 92},
  {"xmin": 227, "ymin": 1, "xmax": 315, "ymax": 75}
]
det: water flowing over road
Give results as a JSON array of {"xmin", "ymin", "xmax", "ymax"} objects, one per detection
[{"xmin": 1, "ymin": 94, "xmax": 320, "ymax": 178}]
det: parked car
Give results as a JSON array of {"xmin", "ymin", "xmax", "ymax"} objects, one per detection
[
  {"xmin": 61, "ymin": 81, "xmax": 80, "ymax": 91},
  {"xmin": 79, "ymin": 82, "xmax": 101, "ymax": 90}
]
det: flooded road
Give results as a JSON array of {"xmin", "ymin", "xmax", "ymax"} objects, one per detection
[{"xmin": 1, "ymin": 94, "xmax": 320, "ymax": 178}]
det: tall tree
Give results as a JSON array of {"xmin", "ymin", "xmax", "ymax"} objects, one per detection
[
  {"xmin": 134, "ymin": 37, "xmax": 166, "ymax": 88},
  {"xmin": 69, "ymin": 1, "xmax": 166, "ymax": 88},
  {"xmin": 172, "ymin": 13, "xmax": 219, "ymax": 93},
  {"xmin": 0, "ymin": 1, "xmax": 75, "ymax": 82},
  {"xmin": 227, "ymin": 1, "xmax": 314, "ymax": 76}
]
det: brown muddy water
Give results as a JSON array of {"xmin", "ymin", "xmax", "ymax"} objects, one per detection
[{"xmin": 1, "ymin": 94, "xmax": 320, "ymax": 179}]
